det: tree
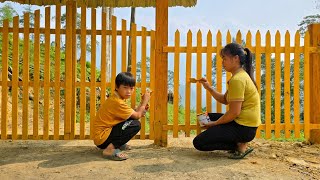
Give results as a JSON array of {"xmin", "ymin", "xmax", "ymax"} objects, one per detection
[
  {"xmin": 209, "ymin": 54, "xmax": 219, "ymax": 87},
  {"xmin": 0, "ymin": 3, "xmax": 18, "ymax": 26},
  {"xmin": 136, "ymin": 57, "xmax": 174, "ymax": 90},
  {"xmin": 52, "ymin": 12, "xmax": 93, "ymax": 54},
  {"xmin": 19, "ymin": 5, "xmax": 36, "ymax": 27},
  {"xmin": 298, "ymin": 1, "xmax": 320, "ymax": 36},
  {"xmin": 127, "ymin": 7, "xmax": 136, "ymax": 72},
  {"xmin": 298, "ymin": 14, "xmax": 320, "ymax": 36}
]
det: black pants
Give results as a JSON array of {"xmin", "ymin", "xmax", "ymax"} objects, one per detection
[
  {"xmin": 97, "ymin": 119, "xmax": 141, "ymax": 149},
  {"xmin": 193, "ymin": 113, "xmax": 257, "ymax": 151}
]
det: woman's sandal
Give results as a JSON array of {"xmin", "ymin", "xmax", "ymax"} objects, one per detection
[
  {"xmin": 227, "ymin": 150, "xmax": 236, "ymax": 154},
  {"xmin": 228, "ymin": 147, "xmax": 254, "ymax": 159},
  {"xmin": 102, "ymin": 149, "xmax": 128, "ymax": 161},
  {"xmin": 119, "ymin": 144, "xmax": 132, "ymax": 151}
]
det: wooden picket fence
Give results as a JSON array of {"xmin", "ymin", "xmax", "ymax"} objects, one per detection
[
  {"xmin": 164, "ymin": 29, "xmax": 318, "ymax": 140},
  {"xmin": 1, "ymin": 4, "xmax": 320, "ymax": 141},
  {"xmin": 0, "ymin": 4, "xmax": 156, "ymax": 140}
]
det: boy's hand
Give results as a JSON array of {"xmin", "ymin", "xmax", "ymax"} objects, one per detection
[
  {"xmin": 142, "ymin": 109, "xmax": 147, "ymax": 117},
  {"xmin": 141, "ymin": 91, "xmax": 151, "ymax": 104}
]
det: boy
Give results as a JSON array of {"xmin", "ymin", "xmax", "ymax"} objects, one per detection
[{"xmin": 94, "ymin": 72, "xmax": 151, "ymax": 161}]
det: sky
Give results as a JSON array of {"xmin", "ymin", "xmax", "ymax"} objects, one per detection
[
  {"xmin": 0, "ymin": 0, "xmax": 318, "ymax": 108},
  {"xmin": 2, "ymin": 0, "xmax": 318, "ymax": 40},
  {"xmin": 113, "ymin": 0, "xmax": 318, "ymax": 43}
]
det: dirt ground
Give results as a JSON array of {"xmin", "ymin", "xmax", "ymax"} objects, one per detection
[
  {"xmin": 0, "ymin": 137, "xmax": 319, "ymax": 180},
  {"xmin": 1, "ymin": 87, "xmax": 320, "ymax": 179}
]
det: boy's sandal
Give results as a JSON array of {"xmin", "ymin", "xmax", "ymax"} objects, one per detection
[
  {"xmin": 228, "ymin": 147, "xmax": 254, "ymax": 159},
  {"xmin": 102, "ymin": 149, "xmax": 128, "ymax": 161},
  {"xmin": 119, "ymin": 144, "xmax": 132, "ymax": 151}
]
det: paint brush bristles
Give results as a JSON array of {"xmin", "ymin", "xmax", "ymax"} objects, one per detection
[{"xmin": 189, "ymin": 78, "xmax": 200, "ymax": 83}]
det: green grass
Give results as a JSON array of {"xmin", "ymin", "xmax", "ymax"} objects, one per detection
[{"xmin": 259, "ymin": 130, "xmax": 306, "ymax": 142}]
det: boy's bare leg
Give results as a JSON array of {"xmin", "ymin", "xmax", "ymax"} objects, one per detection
[{"xmin": 102, "ymin": 143, "xmax": 127, "ymax": 158}]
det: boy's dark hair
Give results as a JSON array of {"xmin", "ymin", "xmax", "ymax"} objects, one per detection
[{"xmin": 115, "ymin": 72, "xmax": 136, "ymax": 88}]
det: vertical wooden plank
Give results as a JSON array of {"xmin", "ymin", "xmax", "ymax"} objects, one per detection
[
  {"xmin": 12, "ymin": 16, "xmax": 19, "ymax": 140},
  {"xmin": 121, "ymin": 19, "xmax": 127, "ymax": 72},
  {"xmin": 206, "ymin": 31, "xmax": 212, "ymax": 113},
  {"xmin": 71, "ymin": 0, "xmax": 77, "ymax": 139},
  {"xmin": 216, "ymin": 31, "xmax": 222, "ymax": 113},
  {"xmin": 246, "ymin": 31, "xmax": 256, "ymax": 133},
  {"xmin": 130, "ymin": 23, "xmax": 137, "ymax": 109},
  {"xmin": 54, "ymin": 5, "xmax": 61, "ymax": 140},
  {"xmin": 303, "ymin": 31, "xmax": 310, "ymax": 140},
  {"xmin": 307, "ymin": 24, "xmax": 320, "ymax": 143},
  {"xmin": 101, "ymin": 10, "xmax": 107, "ymax": 104},
  {"xmin": 22, "ymin": 13, "xmax": 30, "ymax": 140},
  {"xmin": 43, "ymin": 7, "xmax": 51, "ymax": 140},
  {"xmin": 65, "ymin": 1, "xmax": 73, "ymax": 140},
  {"xmin": 80, "ymin": 5, "xmax": 86, "ymax": 139},
  {"xmin": 255, "ymin": 31, "xmax": 262, "ymax": 138},
  {"xmin": 274, "ymin": 31, "xmax": 281, "ymax": 138},
  {"xmin": 245, "ymin": 31, "xmax": 252, "ymax": 50},
  {"xmin": 111, "ymin": 15, "xmax": 117, "ymax": 95},
  {"xmin": 236, "ymin": 30, "xmax": 242, "ymax": 44},
  {"xmin": 33, "ymin": 10, "xmax": 40, "ymax": 140},
  {"xmin": 173, "ymin": 30, "xmax": 180, "ymax": 138},
  {"xmin": 90, "ymin": 8, "xmax": 97, "ymax": 139},
  {"xmin": 185, "ymin": 30, "xmax": 192, "ymax": 137},
  {"xmin": 140, "ymin": 26, "xmax": 147, "ymax": 140},
  {"xmin": 255, "ymin": 31, "xmax": 262, "ymax": 95},
  {"xmin": 294, "ymin": 31, "xmax": 301, "ymax": 138},
  {"xmin": 284, "ymin": 31, "xmax": 291, "ymax": 138},
  {"xmin": 155, "ymin": 0, "xmax": 168, "ymax": 146},
  {"xmin": 1, "ymin": 20, "xmax": 9, "ymax": 140},
  {"xmin": 149, "ymin": 30, "xmax": 156, "ymax": 139},
  {"xmin": 226, "ymin": 31, "xmax": 232, "ymax": 83},
  {"xmin": 196, "ymin": 30, "xmax": 202, "ymax": 135},
  {"xmin": 265, "ymin": 31, "xmax": 272, "ymax": 139}
]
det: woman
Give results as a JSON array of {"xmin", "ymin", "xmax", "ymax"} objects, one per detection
[{"xmin": 193, "ymin": 43, "xmax": 261, "ymax": 159}]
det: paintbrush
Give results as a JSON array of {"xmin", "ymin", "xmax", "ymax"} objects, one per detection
[{"xmin": 189, "ymin": 78, "xmax": 201, "ymax": 83}]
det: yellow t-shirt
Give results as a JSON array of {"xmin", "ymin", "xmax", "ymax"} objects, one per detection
[
  {"xmin": 226, "ymin": 70, "xmax": 261, "ymax": 127},
  {"xmin": 93, "ymin": 92, "xmax": 134, "ymax": 146}
]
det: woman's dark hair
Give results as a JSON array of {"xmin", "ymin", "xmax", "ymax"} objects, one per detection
[
  {"xmin": 220, "ymin": 43, "xmax": 257, "ymax": 88},
  {"xmin": 115, "ymin": 72, "xmax": 136, "ymax": 89}
]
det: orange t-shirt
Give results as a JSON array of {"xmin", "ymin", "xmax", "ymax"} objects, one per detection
[{"xmin": 93, "ymin": 92, "xmax": 134, "ymax": 146}]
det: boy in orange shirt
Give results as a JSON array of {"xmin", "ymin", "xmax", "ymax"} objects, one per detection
[{"xmin": 94, "ymin": 72, "xmax": 150, "ymax": 161}]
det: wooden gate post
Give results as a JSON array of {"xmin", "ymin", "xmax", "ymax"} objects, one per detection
[
  {"xmin": 154, "ymin": 0, "xmax": 168, "ymax": 146},
  {"xmin": 308, "ymin": 24, "xmax": 320, "ymax": 144},
  {"xmin": 65, "ymin": 0, "xmax": 75, "ymax": 139}
]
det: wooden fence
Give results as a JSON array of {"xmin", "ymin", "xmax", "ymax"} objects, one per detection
[
  {"xmin": 0, "ymin": 4, "xmax": 156, "ymax": 140},
  {"xmin": 1, "ymin": 4, "xmax": 320, "ymax": 141},
  {"xmin": 163, "ymin": 29, "xmax": 319, "ymax": 140}
]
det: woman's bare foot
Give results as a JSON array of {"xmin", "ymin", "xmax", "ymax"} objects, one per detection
[
  {"xmin": 237, "ymin": 142, "xmax": 248, "ymax": 153},
  {"xmin": 102, "ymin": 143, "xmax": 128, "ymax": 159}
]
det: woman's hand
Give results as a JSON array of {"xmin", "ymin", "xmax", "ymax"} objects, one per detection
[
  {"xmin": 198, "ymin": 77, "xmax": 211, "ymax": 90},
  {"xmin": 203, "ymin": 121, "xmax": 217, "ymax": 128}
]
